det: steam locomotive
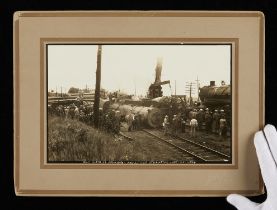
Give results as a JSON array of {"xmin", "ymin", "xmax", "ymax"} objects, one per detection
[{"xmin": 199, "ymin": 81, "xmax": 231, "ymax": 107}]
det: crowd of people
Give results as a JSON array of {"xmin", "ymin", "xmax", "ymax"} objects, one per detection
[
  {"xmin": 162, "ymin": 107, "xmax": 230, "ymax": 140},
  {"xmin": 49, "ymin": 100, "xmax": 231, "ymax": 140},
  {"xmin": 48, "ymin": 103, "xmax": 93, "ymax": 123},
  {"xmin": 48, "ymin": 102, "xmax": 143, "ymax": 134}
]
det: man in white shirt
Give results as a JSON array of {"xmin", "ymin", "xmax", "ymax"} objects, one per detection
[
  {"xmin": 163, "ymin": 115, "xmax": 170, "ymax": 136},
  {"xmin": 190, "ymin": 118, "xmax": 198, "ymax": 137}
]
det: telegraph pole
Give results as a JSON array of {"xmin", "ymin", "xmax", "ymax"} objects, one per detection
[
  {"xmin": 93, "ymin": 45, "xmax": 102, "ymax": 128},
  {"xmin": 195, "ymin": 76, "xmax": 200, "ymax": 102},
  {"xmin": 175, "ymin": 80, "xmax": 176, "ymax": 96},
  {"xmin": 185, "ymin": 82, "xmax": 196, "ymax": 106},
  {"xmin": 189, "ymin": 83, "xmax": 192, "ymax": 104},
  {"xmin": 134, "ymin": 78, "xmax": 137, "ymax": 97}
]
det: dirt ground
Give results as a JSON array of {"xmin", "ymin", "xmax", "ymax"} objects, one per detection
[
  {"xmin": 121, "ymin": 130, "xmax": 196, "ymax": 163},
  {"xmin": 48, "ymin": 115, "xmax": 231, "ymax": 163},
  {"xmin": 48, "ymin": 116, "xmax": 196, "ymax": 163},
  {"xmin": 168, "ymin": 128, "xmax": 231, "ymax": 155}
]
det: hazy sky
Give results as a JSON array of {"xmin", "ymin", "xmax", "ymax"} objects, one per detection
[{"xmin": 48, "ymin": 45, "xmax": 231, "ymax": 96}]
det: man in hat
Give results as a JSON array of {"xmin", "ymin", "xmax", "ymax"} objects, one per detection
[
  {"xmin": 220, "ymin": 109, "xmax": 226, "ymax": 119},
  {"xmin": 68, "ymin": 103, "xmax": 76, "ymax": 119},
  {"xmin": 181, "ymin": 111, "xmax": 187, "ymax": 133},
  {"xmin": 172, "ymin": 115, "xmax": 179, "ymax": 136},
  {"xmin": 163, "ymin": 115, "xmax": 170, "ymax": 136},
  {"xmin": 212, "ymin": 109, "xmax": 220, "ymax": 134},
  {"xmin": 190, "ymin": 117, "xmax": 198, "ymax": 137},
  {"xmin": 205, "ymin": 108, "xmax": 212, "ymax": 133},
  {"xmin": 74, "ymin": 106, "xmax": 79, "ymax": 120},
  {"xmin": 196, "ymin": 108, "xmax": 204, "ymax": 131},
  {"xmin": 127, "ymin": 112, "xmax": 135, "ymax": 132},
  {"xmin": 219, "ymin": 115, "xmax": 227, "ymax": 140},
  {"xmin": 132, "ymin": 113, "xmax": 139, "ymax": 131}
]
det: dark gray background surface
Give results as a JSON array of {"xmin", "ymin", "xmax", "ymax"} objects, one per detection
[{"xmin": 1, "ymin": 0, "xmax": 276, "ymax": 209}]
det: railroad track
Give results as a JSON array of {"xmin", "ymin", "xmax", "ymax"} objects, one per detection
[
  {"xmin": 118, "ymin": 130, "xmax": 197, "ymax": 163},
  {"xmin": 142, "ymin": 129, "xmax": 231, "ymax": 163},
  {"xmin": 118, "ymin": 131, "xmax": 134, "ymax": 141}
]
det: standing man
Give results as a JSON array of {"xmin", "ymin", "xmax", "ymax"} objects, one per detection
[
  {"xmin": 219, "ymin": 116, "xmax": 227, "ymax": 140},
  {"xmin": 137, "ymin": 114, "xmax": 142, "ymax": 130},
  {"xmin": 163, "ymin": 115, "xmax": 170, "ymax": 136},
  {"xmin": 190, "ymin": 117, "xmax": 198, "ymax": 137},
  {"xmin": 196, "ymin": 108, "xmax": 204, "ymax": 131},
  {"xmin": 74, "ymin": 106, "xmax": 79, "ymax": 120},
  {"xmin": 205, "ymin": 108, "xmax": 212, "ymax": 134},
  {"xmin": 64, "ymin": 106, "xmax": 69, "ymax": 120},
  {"xmin": 127, "ymin": 113, "xmax": 134, "ymax": 132},
  {"xmin": 212, "ymin": 110, "xmax": 220, "ymax": 134},
  {"xmin": 220, "ymin": 109, "xmax": 226, "ymax": 119},
  {"xmin": 172, "ymin": 115, "xmax": 178, "ymax": 136},
  {"xmin": 181, "ymin": 111, "xmax": 187, "ymax": 133}
]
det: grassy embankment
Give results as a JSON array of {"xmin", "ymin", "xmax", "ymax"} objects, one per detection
[
  {"xmin": 48, "ymin": 116, "xmax": 187, "ymax": 163},
  {"xmin": 48, "ymin": 116, "xmax": 132, "ymax": 162}
]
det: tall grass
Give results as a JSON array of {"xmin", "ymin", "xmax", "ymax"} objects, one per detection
[
  {"xmin": 48, "ymin": 116, "xmax": 134, "ymax": 162},
  {"xmin": 48, "ymin": 116, "xmax": 190, "ymax": 163}
]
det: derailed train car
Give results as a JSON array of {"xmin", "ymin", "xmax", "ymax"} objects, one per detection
[{"xmin": 105, "ymin": 99, "xmax": 167, "ymax": 128}]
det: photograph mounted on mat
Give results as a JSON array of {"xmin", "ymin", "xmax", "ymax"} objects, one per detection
[
  {"xmin": 47, "ymin": 44, "xmax": 232, "ymax": 164},
  {"xmin": 14, "ymin": 11, "xmax": 264, "ymax": 196}
]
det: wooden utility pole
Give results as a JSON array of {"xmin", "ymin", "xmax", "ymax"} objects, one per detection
[
  {"xmin": 135, "ymin": 80, "xmax": 137, "ymax": 97},
  {"xmin": 189, "ymin": 83, "xmax": 192, "ymax": 104},
  {"xmin": 185, "ymin": 82, "xmax": 196, "ymax": 106},
  {"xmin": 195, "ymin": 76, "xmax": 200, "ymax": 102},
  {"xmin": 93, "ymin": 45, "xmax": 102, "ymax": 128},
  {"xmin": 175, "ymin": 80, "xmax": 176, "ymax": 96}
]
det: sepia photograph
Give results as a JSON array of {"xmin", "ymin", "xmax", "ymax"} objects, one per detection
[
  {"xmin": 47, "ymin": 44, "xmax": 232, "ymax": 164},
  {"xmin": 14, "ymin": 11, "xmax": 265, "ymax": 196}
]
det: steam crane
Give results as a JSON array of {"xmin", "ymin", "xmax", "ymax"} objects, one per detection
[{"xmin": 148, "ymin": 58, "xmax": 170, "ymax": 99}]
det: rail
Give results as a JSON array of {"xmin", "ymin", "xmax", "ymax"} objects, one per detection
[{"xmin": 142, "ymin": 129, "xmax": 230, "ymax": 163}]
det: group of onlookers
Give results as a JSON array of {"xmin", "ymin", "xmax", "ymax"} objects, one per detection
[
  {"xmin": 49, "ymin": 102, "xmax": 230, "ymax": 140},
  {"xmin": 48, "ymin": 103, "xmax": 143, "ymax": 134},
  {"xmin": 162, "ymin": 107, "xmax": 230, "ymax": 140}
]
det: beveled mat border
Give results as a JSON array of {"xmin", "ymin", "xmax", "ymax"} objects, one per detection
[
  {"xmin": 16, "ymin": 189, "xmax": 260, "ymax": 197},
  {"xmin": 40, "ymin": 38, "xmax": 237, "ymax": 170},
  {"xmin": 17, "ymin": 10, "xmax": 264, "ymax": 18},
  {"xmin": 14, "ymin": 11, "xmax": 264, "ymax": 196}
]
